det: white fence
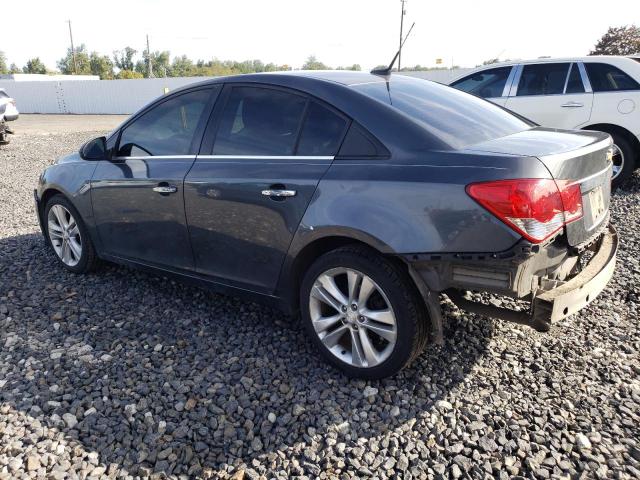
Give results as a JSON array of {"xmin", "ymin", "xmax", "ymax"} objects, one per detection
[
  {"xmin": 0, "ymin": 77, "xmax": 205, "ymax": 114},
  {"xmin": 1, "ymin": 70, "xmax": 472, "ymax": 115}
]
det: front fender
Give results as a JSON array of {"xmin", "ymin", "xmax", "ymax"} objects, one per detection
[{"xmin": 37, "ymin": 157, "xmax": 100, "ymax": 248}]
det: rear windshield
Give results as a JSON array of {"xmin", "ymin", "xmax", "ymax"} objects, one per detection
[{"xmin": 352, "ymin": 76, "xmax": 532, "ymax": 149}]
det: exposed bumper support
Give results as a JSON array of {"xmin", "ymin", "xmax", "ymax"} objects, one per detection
[{"xmin": 446, "ymin": 225, "xmax": 618, "ymax": 331}]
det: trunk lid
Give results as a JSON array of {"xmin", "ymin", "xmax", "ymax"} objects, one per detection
[{"xmin": 468, "ymin": 127, "xmax": 613, "ymax": 246}]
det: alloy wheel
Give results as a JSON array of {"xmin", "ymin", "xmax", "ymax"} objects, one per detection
[
  {"xmin": 611, "ymin": 143, "xmax": 625, "ymax": 180},
  {"xmin": 47, "ymin": 204, "xmax": 83, "ymax": 267},
  {"xmin": 308, "ymin": 267, "xmax": 397, "ymax": 368}
]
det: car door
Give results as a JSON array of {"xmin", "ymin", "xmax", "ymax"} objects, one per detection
[
  {"xmin": 91, "ymin": 86, "xmax": 219, "ymax": 270},
  {"xmin": 505, "ymin": 62, "xmax": 593, "ymax": 129},
  {"xmin": 449, "ymin": 66, "xmax": 514, "ymax": 106},
  {"xmin": 184, "ymin": 84, "xmax": 349, "ymax": 293}
]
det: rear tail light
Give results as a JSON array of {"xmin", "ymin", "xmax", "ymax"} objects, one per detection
[{"xmin": 466, "ymin": 179, "xmax": 583, "ymax": 243}]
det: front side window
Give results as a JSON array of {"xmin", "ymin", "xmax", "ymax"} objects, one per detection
[
  {"xmin": 585, "ymin": 63, "xmax": 640, "ymax": 92},
  {"xmin": 117, "ymin": 89, "xmax": 212, "ymax": 157},
  {"xmin": 517, "ymin": 63, "xmax": 570, "ymax": 96},
  {"xmin": 450, "ymin": 67, "xmax": 512, "ymax": 98},
  {"xmin": 213, "ymin": 87, "xmax": 307, "ymax": 155},
  {"xmin": 297, "ymin": 102, "xmax": 348, "ymax": 156}
]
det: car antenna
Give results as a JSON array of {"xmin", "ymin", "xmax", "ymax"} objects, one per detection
[{"xmin": 371, "ymin": 22, "xmax": 416, "ymax": 76}]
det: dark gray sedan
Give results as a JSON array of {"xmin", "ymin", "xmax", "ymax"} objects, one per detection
[{"xmin": 35, "ymin": 71, "xmax": 617, "ymax": 379}]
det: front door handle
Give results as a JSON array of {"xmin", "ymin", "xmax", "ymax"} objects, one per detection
[
  {"xmin": 261, "ymin": 189, "xmax": 297, "ymax": 198},
  {"xmin": 561, "ymin": 102, "xmax": 584, "ymax": 108},
  {"xmin": 153, "ymin": 184, "xmax": 178, "ymax": 194}
]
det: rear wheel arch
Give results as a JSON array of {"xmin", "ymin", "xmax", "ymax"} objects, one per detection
[
  {"xmin": 281, "ymin": 233, "xmax": 426, "ymax": 316},
  {"xmin": 581, "ymin": 123, "xmax": 640, "ymax": 169}
]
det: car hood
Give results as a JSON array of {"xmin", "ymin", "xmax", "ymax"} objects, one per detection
[{"xmin": 465, "ymin": 127, "xmax": 612, "ymax": 179}]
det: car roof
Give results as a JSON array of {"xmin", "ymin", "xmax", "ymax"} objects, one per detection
[
  {"xmin": 449, "ymin": 56, "xmax": 640, "ymax": 83},
  {"xmin": 197, "ymin": 70, "xmax": 388, "ymax": 87},
  {"xmin": 468, "ymin": 55, "xmax": 637, "ymax": 68}
]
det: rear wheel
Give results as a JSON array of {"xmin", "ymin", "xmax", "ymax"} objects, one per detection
[
  {"xmin": 44, "ymin": 195, "xmax": 98, "ymax": 273},
  {"xmin": 608, "ymin": 133, "xmax": 634, "ymax": 189},
  {"xmin": 300, "ymin": 246, "xmax": 429, "ymax": 379}
]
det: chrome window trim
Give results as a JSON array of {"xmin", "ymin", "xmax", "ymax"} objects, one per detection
[
  {"xmin": 196, "ymin": 155, "xmax": 335, "ymax": 160},
  {"xmin": 577, "ymin": 62, "xmax": 593, "ymax": 93},
  {"xmin": 113, "ymin": 155, "xmax": 197, "ymax": 160},
  {"xmin": 508, "ymin": 64, "xmax": 523, "ymax": 96},
  {"xmin": 562, "ymin": 63, "xmax": 573, "ymax": 94},
  {"xmin": 502, "ymin": 66, "xmax": 518, "ymax": 97}
]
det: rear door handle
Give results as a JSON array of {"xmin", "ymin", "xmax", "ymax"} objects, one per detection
[
  {"xmin": 153, "ymin": 184, "xmax": 178, "ymax": 194},
  {"xmin": 561, "ymin": 102, "xmax": 584, "ymax": 108},
  {"xmin": 261, "ymin": 189, "xmax": 297, "ymax": 198}
]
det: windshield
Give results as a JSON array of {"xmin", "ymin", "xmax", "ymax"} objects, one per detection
[{"xmin": 352, "ymin": 76, "xmax": 532, "ymax": 149}]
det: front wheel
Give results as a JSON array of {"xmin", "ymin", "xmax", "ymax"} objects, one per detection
[
  {"xmin": 300, "ymin": 246, "xmax": 429, "ymax": 379},
  {"xmin": 44, "ymin": 194, "xmax": 99, "ymax": 273}
]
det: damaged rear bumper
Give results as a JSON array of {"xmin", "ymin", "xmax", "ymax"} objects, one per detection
[{"xmin": 446, "ymin": 225, "xmax": 618, "ymax": 331}]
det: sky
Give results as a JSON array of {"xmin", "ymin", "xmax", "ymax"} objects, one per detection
[{"xmin": 2, "ymin": 0, "xmax": 637, "ymax": 71}]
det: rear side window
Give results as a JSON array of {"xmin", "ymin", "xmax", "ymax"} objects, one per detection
[
  {"xmin": 565, "ymin": 64, "xmax": 585, "ymax": 94},
  {"xmin": 585, "ymin": 63, "xmax": 640, "ymax": 92},
  {"xmin": 354, "ymin": 76, "xmax": 531, "ymax": 150},
  {"xmin": 213, "ymin": 87, "xmax": 306, "ymax": 155},
  {"xmin": 117, "ymin": 89, "xmax": 212, "ymax": 156},
  {"xmin": 338, "ymin": 124, "xmax": 388, "ymax": 158},
  {"xmin": 517, "ymin": 63, "xmax": 570, "ymax": 96},
  {"xmin": 450, "ymin": 67, "xmax": 512, "ymax": 98},
  {"xmin": 297, "ymin": 102, "xmax": 348, "ymax": 156}
]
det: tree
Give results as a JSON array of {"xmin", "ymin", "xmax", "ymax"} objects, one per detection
[
  {"xmin": 89, "ymin": 52, "xmax": 114, "ymax": 79},
  {"xmin": 0, "ymin": 52, "xmax": 7, "ymax": 74},
  {"xmin": 23, "ymin": 57, "xmax": 47, "ymax": 74},
  {"xmin": 482, "ymin": 58, "xmax": 500, "ymax": 65},
  {"xmin": 116, "ymin": 69, "xmax": 143, "ymax": 79},
  {"xmin": 113, "ymin": 47, "xmax": 137, "ymax": 71},
  {"xmin": 170, "ymin": 55, "xmax": 195, "ymax": 77},
  {"xmin": 337, "ymin": 64, "xmax": 361, "ymax": 71},
  {"xmin": 58, "ymin": 44, "xmax": 91, "ymax": 74},
  {"xmin": 302, "ymin": 55, "xmax": 330, "ymax": 70},
  {"xmin": 135, "ymin": 50, "xmax": 171, "ymax": 77},
  {"xmin": 9, "ymin": 63, "xmax": 20, "ymax": 74},
  {"xmin": 590, "ymin": 25, "xmax": 640, "ymax": 55}
]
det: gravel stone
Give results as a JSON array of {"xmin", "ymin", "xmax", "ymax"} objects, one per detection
[
  {"xmin": 62, "ymin": 413, "xmax": 78, "ymax": 429},
  {"xmin": 1, "ymin": 130, "xmax": 639, "ymax": 478}
]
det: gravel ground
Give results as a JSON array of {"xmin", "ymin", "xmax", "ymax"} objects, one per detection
[{"xmin": 1, "ymin": 131, "xmax": 639, "ymax": 480}]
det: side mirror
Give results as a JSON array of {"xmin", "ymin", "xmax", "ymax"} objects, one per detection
[{"xmin": 79, "ymin": 136, "xmax": 107, "ymax": 160}]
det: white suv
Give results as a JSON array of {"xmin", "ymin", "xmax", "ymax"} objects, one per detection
[{"xmin": 450, "ymin": 56, "xmax": 640, "ymax": 187}]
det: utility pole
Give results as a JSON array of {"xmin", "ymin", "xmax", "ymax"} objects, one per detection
[
  {"xmin": 146, "ymin": 34, "xmax": 154, "ymax": 78},
  {"xmin": 67, "ymin": 20, "xmax": 78, "ymax": 74},
  {"xmin": 398, "ymin": 0, "xmax": 407, "ymax": 71}
]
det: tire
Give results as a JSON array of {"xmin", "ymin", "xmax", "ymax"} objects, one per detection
[
  {"xmin": 300, "ymin": 245, "xmax": 429, "ymax": 379},
  {"xmin": 608, "ymin": 132, "xmax": 635, "ymax": 189},
  {"xmin": 0, "ymin": 126, "xmax": 9, "ymax": 145},
  {"xmin": 43, "ymin": 194, "xmax": 99, "ymax": 273}
]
